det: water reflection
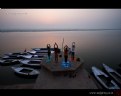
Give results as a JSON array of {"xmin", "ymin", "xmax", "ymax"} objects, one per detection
[{"xmin": 0, "ymin": 31, "xmax": 121, "ymax": 71}]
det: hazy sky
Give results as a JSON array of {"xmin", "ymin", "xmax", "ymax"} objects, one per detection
[{"xmin": 0, "ymin": 9, "xmax": 121, "ymax": 30}]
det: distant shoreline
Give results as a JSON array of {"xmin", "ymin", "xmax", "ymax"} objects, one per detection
[{"xmin": 0, "ymin": 29, "xmax": 121, "ymax": 32}]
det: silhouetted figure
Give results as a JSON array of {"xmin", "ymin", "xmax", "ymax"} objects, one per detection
[
  {"xmin": 64, "ymin": 45, "xmax": 69, "ymax": 63},
  {"xmin": 54, "ymin": 42, "xmax": 58, "ymax": 63},
  {"xmin": 71, "ymin": 42, "xmax": 75, "ymax": 60},
  {"xmin": 47, "ymin": 44, "xmax": 51, "ymax": 60}
]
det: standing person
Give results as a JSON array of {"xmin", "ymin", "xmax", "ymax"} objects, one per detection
[
  {"xmin": 68, "ymin": 48, "xmax": 71, "ymax": 55},
  {"xmin": 71, "ymin": 42, "xmax": 75, "ymax": 60},
  {"xmin": 47, "ymin": 44, "xmax": 51, "ymax": 60},
  {"xmin": 64, "ymin": 45, "xmax": 69, "ymax": 63},
  {"xmin": 54, "ymin": 42, "xmax": 58, "ymax": 63}
]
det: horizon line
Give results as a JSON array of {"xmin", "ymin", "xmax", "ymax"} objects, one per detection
[{"xmin": 0, "ymin": 28, "xmax": 121, "ymax": 32}]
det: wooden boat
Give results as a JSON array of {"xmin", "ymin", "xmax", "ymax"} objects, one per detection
[
  {"xmin": 20, "ymin": 60, "xmax": 41, "ymax": 67},
  {"xmin": 92, "ymin": 66, "xmax": 120, "ymax": 89},
  {"xmin": 33, "ymin": 55, "xmax": 45, "ymax": 58},
  {"xmin": 2, "ymin": 55, "xmax": 24, "ymax": 59},
  {"xmin": 32, "ymin": 48, "xmax": 60, "ymax": 53},
  {"xmin": 0, "ymin": 59, "xmax": 20, "ymax": 66},
  {"xmin": 17, "ymin": 53, "xmax": 44, "ymax": 59},
  {"xmin": 102, "ymin": 63, "xmax": 121, "ymax": 86},
  {"xmin": 32, "ymin": 48, "xmax": 54, "ymax": 51},
  {"xmin": 21, "ymin": 55, "xmax": 44, "ymax": 60},
  {"xmin": 19, "ymin": 54, "xmax": 33, "ymax": 59},
  {"xmin": 28, "ymin": 50, "xmax": 37, "ymax": 54},
  {"xmin": 5, "ymin": 52, "xmax": 29, "ymax": 56},
  {"xmin": 11, "ymin": 67, "xmax": 39, "ymax": 77},
  {"xmin": 2, "ymin": 55, "xmax": 17, "ymax": 59},
  {"xmin": 30, "ymin": 50, "xmax": 54, "ymax": 54}
]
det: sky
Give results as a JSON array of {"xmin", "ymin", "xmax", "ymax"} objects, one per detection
[{"xmin": 0, "ymin": 9, "xmax": 121, "ymax": 30}]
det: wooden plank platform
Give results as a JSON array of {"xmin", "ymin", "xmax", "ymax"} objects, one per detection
[
  {"xmin": 40, "ymin": 53, "xmax": 84, "ymax": 72},
  {"xmin": 34, "ymin": 67, "xmax": 98, "ymax": 89},
  {"xmin": 34, "ymin": 53, "xmax": 98, "ymax": 89}
]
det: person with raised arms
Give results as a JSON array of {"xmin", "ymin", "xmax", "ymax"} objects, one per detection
[
  {"xmin": 47, "ymin": 44, "xmax": 51, "ymax": 60},
  {"xmin": 64, "ymin": 45, "xmax": 69, "ymax": 63},
  {"xmin": 54, "ymin": 42, "xmax": 59, "ymax": 63},
  {"xmin": 71, "ymin": 42, "xmax": 75, "ymax": 61}
]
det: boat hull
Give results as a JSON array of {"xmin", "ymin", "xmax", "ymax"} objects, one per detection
[
  {"xmin": 92, "ymin": 66, "xmax": 120, "ymax": 89},
  {"xmin": 11, "ymin": 67, "xmax": 39, "ymax": 78},
  {"xmin": 103, "ymin": 63, "xmax": 121, "ymax": 87}
]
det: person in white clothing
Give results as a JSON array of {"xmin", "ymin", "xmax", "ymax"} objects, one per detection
[{"xmin": 71, "ymin": 42, "xmax": 75, "ymax": 60}]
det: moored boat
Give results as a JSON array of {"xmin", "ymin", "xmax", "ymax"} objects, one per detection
[
  {"xmin": 20, "ymin": 59, "xmax": 41, "ymax": 67},
  {"xmin": 92, "ymin": 66, "xmax": 120, "ymax": 89},
  {"xmin": 29, "ymin": 50, "xmax": 54, "ymax": 54},
  {"xmin": 5, "ymin": 52, "xmax": 29, "ymax": 56},
  {"xmin": 18, "ymin": 54, "xmax": 45, "ymax": 59},
  {"xmin": 0, "ymin": 59, "xmax": 20, "ymax": 66},
  {"xmin": 11, "ymin": 67, "xmax": 39, "ymax": 77},
  {"xmin": 32, "ymin": 48, "xmax": 54, "ymax": 51},
  {"xmin": 2, "ymin": 55, "xmax": 25, "ymax": 59},
  {"xmin": 102, "ymin": 63, "xmax": 121, "ymax": 86}
]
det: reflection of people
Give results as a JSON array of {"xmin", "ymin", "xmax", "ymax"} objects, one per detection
[
  {"xmin": 64, "ymin": 45, "xmax": 68, "ymax": 63},
  {"xmin": 71, "ymin": 42, "xmax": 75, "ymax": 60},
  {"xmin": 54, "ymin": 42, "xmax": 58, "ymax": 63},
  {"xmin": 47, "ymin": 44, "xmax": 51, "ymax": 60}
]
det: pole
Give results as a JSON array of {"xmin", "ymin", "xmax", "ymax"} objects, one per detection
[{"xmin": 62, "ymin": 38, "xmax": 64, "ymax": 59}]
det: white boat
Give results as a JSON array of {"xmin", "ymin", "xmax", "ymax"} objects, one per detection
[
  {"xmin": 32, "ymin": 48, "xmax": 54, "ymax": 51},
  {"xmin": 28, "ymin": 50, "xmax": 54, "ymax": 55},
  {"xmin": 11, "ymin": 67, "xmax": 39, "ymax": 77},
  {"xmin": 19, "ymin": 54, "xmax": 33, "ymax": 59},
  {"xmin": 20, "ymin": 60, "xmax": 41, "ymax": 67},
  {"xmin": 92, "ymin": 66, "xmax": 120, "ymax": 89},
  {"xmin": 2, "ymin": 55, "xmax": 16, "ymax": 59},
  {"xmin": 33, "ymin": 55, "xmax": 45, "ymax": 58},
  {"xmin": 2, "ymin": 55, "xmax": 24, "ymax": 59},
  {"xmin": 32, "ymin": 48, "xmax": 42, "ymax": 51},
  {"xmin": 19, "ymin": 54, "xmax": 44, "ymax": 59},
  {"xmin": 102, "ymin": 63, "xmax": 121, "ymax": 86},
  {"xmin": 32, "ymin": 48, "xmax": 55, "ymax": 53},
  {"xmin": 0, "ymin": 59, "xmax": 20, "ymax": 65},
  {"xmin": 28, "ymin": 51, "xmax": 47, "ymax": 56},
  {"xmin": 28, "ymin": 50, "xmax": 37, "ymax": 54},
  {"xmin": 5, "ymin": 52, "xmax": 29, "ymax": 56}
]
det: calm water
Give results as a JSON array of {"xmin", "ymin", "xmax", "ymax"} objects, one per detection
[{"xmin": 0, "ymin": 30, "xmax": 121, "ymax": 85}]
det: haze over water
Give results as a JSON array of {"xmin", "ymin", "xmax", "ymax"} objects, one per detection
[{"xmin": 0, "ymin": 30, "xmax": 121, "ymax": 72}]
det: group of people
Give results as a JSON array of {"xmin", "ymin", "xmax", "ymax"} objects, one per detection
[{"xmin": 47, "ymin": 42, "xmax": 76, "ymax": 63}]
